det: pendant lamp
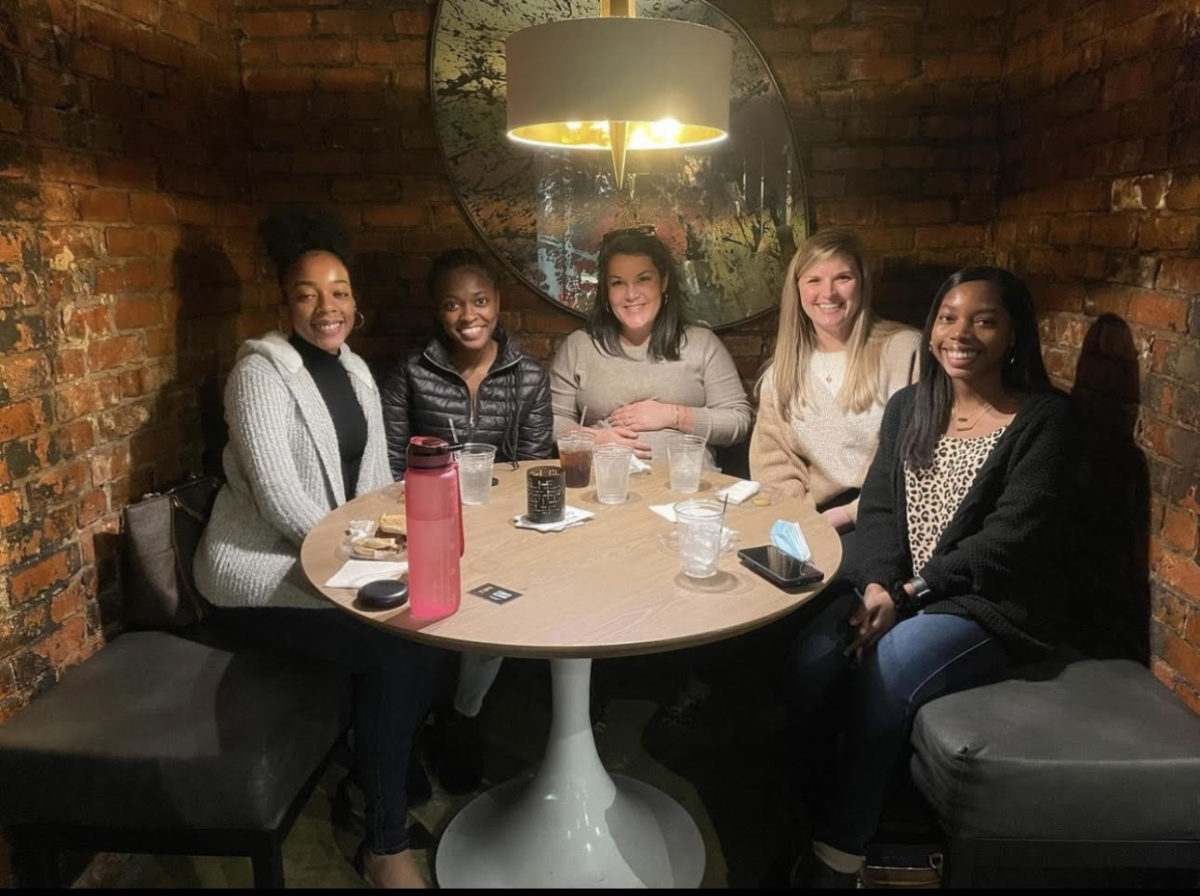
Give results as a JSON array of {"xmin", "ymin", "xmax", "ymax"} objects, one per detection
[{"xmin": 504, "ymin": 0, "xmax": 732, "ymax": 189}]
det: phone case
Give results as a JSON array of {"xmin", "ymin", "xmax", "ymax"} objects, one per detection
[{"xmin": 737, "ymin": 547, "xmax": 823, "ymax": 588}]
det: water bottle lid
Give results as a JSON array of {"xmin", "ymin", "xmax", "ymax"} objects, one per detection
[{"xmin": 407, "ymin": 435, "xmax": 453, "ymax": 469}]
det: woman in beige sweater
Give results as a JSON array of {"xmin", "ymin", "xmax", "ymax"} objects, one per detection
[
  {"xmin": 750, "ymin": 229, "xmax": 921, "ymax": 539},
  {"xmin": 549, "ymin": 227, "xmax": 752, "ymax": 465}
]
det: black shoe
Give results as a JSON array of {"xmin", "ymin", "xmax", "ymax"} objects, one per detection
[{"xmin": 434, "ymin": 709, "xmax": 483, "ymax": 795}]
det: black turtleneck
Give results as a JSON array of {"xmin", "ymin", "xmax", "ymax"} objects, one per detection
[{"xmin": 290, "ymin": 334, "xmax": 367, "ymax": 498}]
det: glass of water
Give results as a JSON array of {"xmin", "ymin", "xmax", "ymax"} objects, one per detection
[
  {"xmin": 674, "ymin": 498, "xmax": 724, "ymax": 578},
  {"xmin": 455, "ymin": 443, "xmax": 496, "ymax": 505},
  {"xmin": 592, "ymin": 443, "xmax": 633, "ymax": 504},
  {"xmin": 667, "ymin": 434, "xmax": 706, "ymax": 493}
]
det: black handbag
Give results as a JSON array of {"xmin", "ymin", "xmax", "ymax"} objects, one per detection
[{"xmin": 119, "ymin": 475, "xmax": 223, "ymax": 628}]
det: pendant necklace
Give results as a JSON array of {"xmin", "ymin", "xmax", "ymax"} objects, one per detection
[
  {"xmin": 813, "ymin": 351, "xmax": 836, "ymax": 384},
  {"xmin": 952, "ymin": 401, "xmax": 992, "ymax": 432}
]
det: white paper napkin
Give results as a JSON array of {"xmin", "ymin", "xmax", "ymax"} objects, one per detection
[
  {"xmin": 715, "ymin": 479, "xmax": 761, "ymax": 504},
  {"xmin": 649, "ymin": 503, "xmax": 735, "ymax": 542},
  {"xmin": 629, "ymin": 455, "xmax": 652, "ymax": 474},
  {"xmin": 512, "ymin": 505, "xmax": 595, "ymax": 533},
  {"xmin": 325, "ymin": 560, "xmax": 408, "ymax": 588}
]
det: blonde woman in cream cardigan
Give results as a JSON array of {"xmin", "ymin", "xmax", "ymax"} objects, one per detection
[{"xmin": 750, "ymin": 230, "xmax": 921, "ymax": 540}]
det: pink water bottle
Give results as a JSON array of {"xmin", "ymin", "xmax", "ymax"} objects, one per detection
[{"xmin": 404, "ymin": 436, "xmax": 464, "ymax": 620}]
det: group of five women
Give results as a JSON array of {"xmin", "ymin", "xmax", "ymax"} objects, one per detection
[{"xmin": 193, "ymin": 207, "xmax": 1072, "ymax": 888}]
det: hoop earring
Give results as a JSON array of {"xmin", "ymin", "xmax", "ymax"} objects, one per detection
[{"xmin": 353, "ymin": 310, "xmax": 365, "ymax": 331}]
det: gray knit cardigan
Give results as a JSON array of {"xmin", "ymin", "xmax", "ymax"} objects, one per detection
[{"xmin": 194, "ymin": 331, "xmax": 391, "ymax": 610}]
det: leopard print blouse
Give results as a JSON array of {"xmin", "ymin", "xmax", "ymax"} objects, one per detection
[{"xmin": 905, "ymin": 427, "xmax": 1008, "ymax": 575}]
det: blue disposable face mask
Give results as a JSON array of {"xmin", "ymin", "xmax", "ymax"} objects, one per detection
[{"xmin": 770, "ymin": 519, "xmax": 812, "ymax": 562}]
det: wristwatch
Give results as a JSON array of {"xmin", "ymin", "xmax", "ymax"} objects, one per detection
[{"xmin": 889, "ymin": 575, "xmax": 931, "ymax": 618}]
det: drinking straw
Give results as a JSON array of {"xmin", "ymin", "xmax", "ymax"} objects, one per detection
[
  {"xmin": 579, "ymin": 406, "xmax": 588, "ymax": 426},
  {"xmin": 448, "ymin": 416, "xmax": 458, "ymax": 444}
]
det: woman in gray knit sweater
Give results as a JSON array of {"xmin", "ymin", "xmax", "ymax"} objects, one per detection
[
  {"xmin": 549, "ymin": 228, "xmax": 752, "ymax": 464},
  {"xmin": 194, "ymin": 208, "xmax": 434, "ymax": 888}
]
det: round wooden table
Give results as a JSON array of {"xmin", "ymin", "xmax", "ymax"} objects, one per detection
[{"xmin": 301, "ymin": 460, "xmax": 841, "ymax": 888}]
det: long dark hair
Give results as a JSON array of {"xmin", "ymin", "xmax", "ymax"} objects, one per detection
[
  {"xmin": 588, "ymin": 229, "xmax": 687, "ymax": 361},
  {"xmin": 257, "ymin": 205, "xmax": 352, "ymax": 285},
  {"xmin": 902, "ymin": 266, "xmax": 1052, "ymax": 469}
]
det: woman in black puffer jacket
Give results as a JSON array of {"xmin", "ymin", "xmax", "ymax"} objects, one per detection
[
  {"xmin": 379, "ymin": 247, "xmax": 553, "ymax": 796},
  {"xmin": 381, "ymin": 249, "xmax": 553, "ymax": 477}
]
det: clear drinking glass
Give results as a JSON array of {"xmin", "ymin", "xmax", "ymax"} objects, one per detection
[
  {"xmin": 455, "ymin": 443, "xmax": 496, "ymax": 505},
  {"xmin": 667, "ymin": 434, "xmax": 706, "ymax": 493},
  {"xmin": 674, "ymin": 498, "xmax": 724, "ymax": 578},
  {"xmin": 592, "ymin": 443, "xmax": 633, "ymax": 504},
  {"xmin": 556, "ymin": 431, "xmax": 596, "ymax": 488}
]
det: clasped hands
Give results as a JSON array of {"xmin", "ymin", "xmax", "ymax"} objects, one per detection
[{"xmin": 591, "ymin": 398, "xmax": 677, "ymax": 458}]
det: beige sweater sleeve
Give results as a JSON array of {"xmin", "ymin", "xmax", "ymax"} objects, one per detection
[{"xmin": 748, "ymin": 377, "xmax": 818, "ymax": 514}]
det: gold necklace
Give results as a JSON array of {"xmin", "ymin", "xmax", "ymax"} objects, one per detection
[{"xmin": 951, "ymin": 401, "xmax": 992, "ymax": 432}]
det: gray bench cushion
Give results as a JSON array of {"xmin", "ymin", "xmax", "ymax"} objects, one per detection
[
  {"xmin": 911, "ymin": 657, "xmax": 1200, "ymax": 842},
  {"xmin": 0, "ymin": 630, "xmax": 350, "ymax": 831}
]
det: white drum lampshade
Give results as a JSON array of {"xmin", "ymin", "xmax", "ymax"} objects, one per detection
[{"xmin": 505, "ymin": 16, "xmax": 732, "ymax": 188}]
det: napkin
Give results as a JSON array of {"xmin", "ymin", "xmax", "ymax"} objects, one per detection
[
  {"xmin": 512, "ymin": 505, "xmax": 595, "ymax": 533},
  {"xmin": 326, "ymin": 560, "xmax": 408, "ymax": 588},
  {"xmin": 629, "ymin": 455, "xmax": 652, "ymax": 474},
  {"xmin": 715, "ymin": 479, "xmax": 761, "ymax": 504},
  {"xmin": 770, "ymin": 519, "xmax": 813, "ymax": 563}
]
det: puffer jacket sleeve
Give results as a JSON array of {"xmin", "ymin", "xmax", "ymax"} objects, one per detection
[
  {"xmin": 379, "ymin": 354, "xmax": 414, "ymax": 479},
  {"xmin": 515, "ymin": 357, "xmax": 555, "ymax": 459}
]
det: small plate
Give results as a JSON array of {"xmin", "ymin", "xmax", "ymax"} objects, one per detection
[{"xmin": 340, "ymin": 536, "xmax": 406, "ymax": 561}]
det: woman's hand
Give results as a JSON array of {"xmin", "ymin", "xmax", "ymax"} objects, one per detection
[
  {"xmin": 609, "ymin": 399, "xmax": 677, "ymax": 432},
  {"xmin": 844, "ymin": 582, "xmax": 900, "ymax": 659},
  {"xmin": 591, "ymin": 425, "xmax": 652, "ymax": 458}
]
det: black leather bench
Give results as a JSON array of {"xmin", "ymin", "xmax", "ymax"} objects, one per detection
[
  {"xmin": 0, "ymin": 479, "xmax": 351, "ymax": 887},
  {"xmin": 909, "ymin": 651, "xmax": 1200, "ymax": 887}
]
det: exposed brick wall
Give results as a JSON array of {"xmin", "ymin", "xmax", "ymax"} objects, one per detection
[
  {"xmin": 0, "ymin": 0, "xmax": 249, "ymax": 735},
  {"xmin": 994, "ymin": 0, "xmax": 1200, "ymax": 711},
  {"xmin": 0, "ymin": 3, "xmax": 1197, "ymax": 880}
]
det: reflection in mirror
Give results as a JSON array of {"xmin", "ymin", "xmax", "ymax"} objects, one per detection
[{"xmin": 431, "ymin": 0, "xmax": 810, "ymax": 329}]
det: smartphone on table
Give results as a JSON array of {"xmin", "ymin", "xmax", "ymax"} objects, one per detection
[{"xmin": 737, "ymin": 545, "xmax": 824, "ymax": 589}]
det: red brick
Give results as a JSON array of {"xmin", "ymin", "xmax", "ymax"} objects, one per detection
[
  {"xmin": 1162, "ymin": 505, "xmax": 1199, "ymax": 554},
  {"xmin": 55, "ymin": 418, "xmax": 95, "ymax": 458},
  {"xmin": 1128, "ymin": 289, "xmax": 1188, "ymax": 332},
  {"xmin": 63, "ymin": 305, "xmax": 113, "ymax": 341},
  {"xmin": 96, "ymin": 157, "xmax": 157, "ymax": 191},
  {"xmin": 1140, "ymin": 217, "xmax": 1199, "ymax": 251},
  {"xmin": 32, "ymin": 615, "xmax": 88, "ymax": 667},
  {"xmin": 924, "ymin": 51, "xmax": 1003, "ymax": 79},
  {"xmin": 1158, "ymin": 257, "xmax": 1200, "ymax": 293},
  {"xmin": 0, "ymin": 490, "xmax": 21, "ymax": 527},
  {"xmin": 812, "ymin": 25, "xmax": 886, "ymax": 54},
  {"xmin": 1088, "ymin": 214, "xmax": 1137, "ymax": 247},
  {"xmin": 0, "ymin": 397, "xmax": 48, "ymax": 440},
  {"xmin": 913, "ymin": 224, "xmax": 988, "ymax": 248},
  {"xmin": 1165, "ymin": 173, "xmax": 1200, "ymax": 211},
  {"xmin": 362, "ymin": 204, "xmax": 427, "ymax": 228},
  {"xmin": 78, "ymin": 189, "xmax": 130, "ymax": 223},
  {"xmin": 277, "ymin": 38, "xmax": 354, "ymax": 66},
  {"xmin": 9, "ymin": 550, "xmax": 75, "ymax": 604},
  {"xmin": 160, "ymin": 7, "xmax": 201, "ymax": 45},
  {"xmin": 848, "ymin": 55, "xmax": 918, "ymax": 82},
  {"xmin": 242, "ymin": 67, "xmax": 317, "ymax": 93},
  {"xmin": 316, "ymin": 68, "xmax": 389, "ymax": 92},
  {"xmin": 87, "ymin": 335, "xmax": 142, "ymax": 371},
  {"xmin": 239, "ymin": 11, "xmax": 312, "ymax": 38},
  {"xmin": 0, "ymin": 355, "xmax": 52, "ymax": 399},
  {"xmin": 105, "ymin": 226, "xmax": 154, "ymax": 257}
]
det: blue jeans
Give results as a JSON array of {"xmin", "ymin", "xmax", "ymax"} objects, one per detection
[
  {"xmin": 789, "ymin": 587, "xmax": 1011, "ymax": 856},
  {"xmin": 211, "ymin": 606, "xmax": 437, "ymax": 854}
]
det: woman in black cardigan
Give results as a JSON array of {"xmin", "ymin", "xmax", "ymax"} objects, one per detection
[{"xmin": 787, "ymin": 266, "xmax": 1076, "ymax": 887}]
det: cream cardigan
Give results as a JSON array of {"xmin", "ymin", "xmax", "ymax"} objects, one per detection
[
  {"xmin": 194, "ymin": 331, "xmax": 391, "ymax": 610},
  {"xmin": 749, "ymin": 327, "xmax": 921, "ymax": 522}
]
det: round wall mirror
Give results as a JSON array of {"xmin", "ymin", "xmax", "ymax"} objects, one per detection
[{"xmin": 431, "ymin": 0, "xmax": 811, "ymax": 330}]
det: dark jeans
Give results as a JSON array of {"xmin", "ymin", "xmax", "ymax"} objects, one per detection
[
  {"xmin": 789, "ymin": 587, "xmax": 1010, "ymax": 856},
  {"xmin": 210, "ymin": 605, "xmax": 437, "ymax": 854}
]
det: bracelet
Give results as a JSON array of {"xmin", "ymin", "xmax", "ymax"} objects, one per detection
[{"xmin": 673, "ymin": 404, "xmax": 681, "ymax": 429}]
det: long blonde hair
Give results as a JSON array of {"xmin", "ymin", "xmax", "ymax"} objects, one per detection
[{"xmin": 757, "ymin": 228, "xmax": 909, "ymax": 420}]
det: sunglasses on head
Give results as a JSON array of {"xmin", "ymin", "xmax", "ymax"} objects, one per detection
[{"xmin": 600, "ymin": 224, "xmax": 657, "ymax": 243}]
